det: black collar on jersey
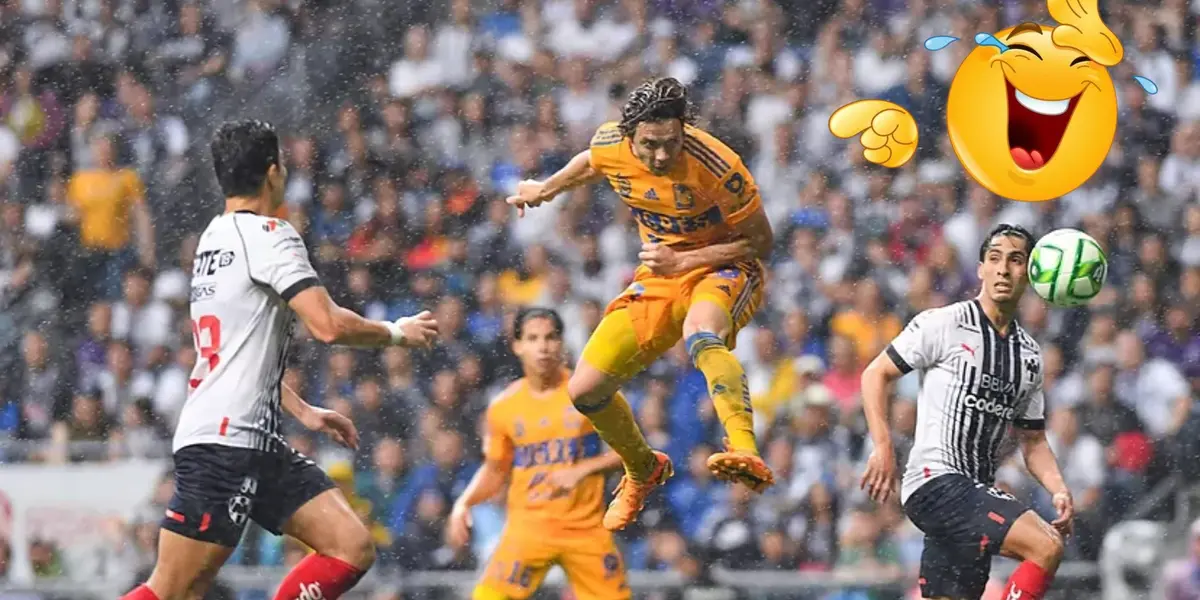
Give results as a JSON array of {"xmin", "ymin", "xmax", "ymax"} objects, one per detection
[
  {"xmin": 234, "ymin": 210, "xmax": 257, "ymax": 215},
  {"xmin": 972, "ymin": 299, "xmax": 1018, "ymax": 339}
]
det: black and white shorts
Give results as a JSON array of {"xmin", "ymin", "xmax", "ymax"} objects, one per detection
[
  {"xmin": 903, "ymin": 474, "xmax": 1031, "ymax": 599},
  {"xmin": 161, "ymin": 443, "xmax": 336, "ymax": 547}
]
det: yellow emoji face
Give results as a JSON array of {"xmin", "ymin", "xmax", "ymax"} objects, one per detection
[{"xmin": 946, "ymin": 23, "xmax": 1117, "ymax": 202}]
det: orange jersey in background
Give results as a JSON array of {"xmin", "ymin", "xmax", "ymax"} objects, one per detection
[
  {"xmin": 483, "ymin": 373, "xmax": 607, "ymax": 530},
  {"xmin": 588, "ymin": 122, "xmax": 762, "ymax": 251}
]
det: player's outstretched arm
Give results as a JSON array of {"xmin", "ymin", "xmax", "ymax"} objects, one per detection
[
  {"xmin": 288, "ymin": 286, "xmax": 438, "ymax": 348},
  {"xmin": 506, "ymin": 150, "xmax": 604, "ymax": 217}
]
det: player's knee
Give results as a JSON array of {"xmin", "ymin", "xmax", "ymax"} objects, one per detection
[
  {"xmin": 1033, "ymin": 528, "xmax": 1066, "ymax": 569},
  {"xmin": 343, "ymin": 525, "xmax": 377, "ymax": 572},
  {"xmin": 684, "ymin": 330, "xmax": 727, "ymax": 366},
  {"xmin": 567, "ymin": 368, "xmax": 615, "ymax": 413},
  {"xmin": 682, "ymin": 300, "xmax": 732, "ymax": 340},
  {"xmin": 1015, "ymin": 520, "xmax": 1065, "ymax": 571},
  {"xmin": 324, "ymin": 519, "xmax": 376, "ymax": 572}
]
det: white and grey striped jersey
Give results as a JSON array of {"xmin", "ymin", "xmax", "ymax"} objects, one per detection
[
  {"xmin": 173, "ymin": 211, "xmax": 320, "ymax": 453},
  {"xmin": 889, "ymin": 300, "xmax": 1046, "ymax": 504}
]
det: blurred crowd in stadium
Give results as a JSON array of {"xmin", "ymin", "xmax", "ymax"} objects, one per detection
[{"xmin": 2, "ymin": 0, "xmax": 1200, "ymax": 596}]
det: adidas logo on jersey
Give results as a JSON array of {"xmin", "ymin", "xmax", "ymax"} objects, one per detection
[
  {"xmin": 297, "ymin": 582, "xmax": 325, "ymax": 600},
  {"xmin": 644, "ymin": 188, "xmax": 659, "ymax": 201}
]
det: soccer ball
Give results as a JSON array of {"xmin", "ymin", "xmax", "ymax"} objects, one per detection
[{"xmin": 1028, "ymin": 228, "xmax": 1108, "ymax": 307}]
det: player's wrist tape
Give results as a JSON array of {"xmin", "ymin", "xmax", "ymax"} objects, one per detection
[{"xmin": 384, "ymin": 320, "xmax": 405, "ymax": 346}]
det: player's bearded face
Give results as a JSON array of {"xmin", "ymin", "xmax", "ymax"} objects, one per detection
[
  {"xmin": 978, "ymin": 236, "xmax": 1030, "ymax": 303},
  {"xmin": 631, "ymin": 120, "xmax": 684, "ymax": 174}
]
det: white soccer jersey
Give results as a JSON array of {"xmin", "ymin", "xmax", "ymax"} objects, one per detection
[
  {"xmin": 890, "ymin": 300, "xmax": 1046, "ymax": 504},
  {"xmin": 173, "ymin": 211, "xmax": 320, "ymax": 453}
]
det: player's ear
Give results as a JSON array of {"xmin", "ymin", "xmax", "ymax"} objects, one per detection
[
  {"xmin": 976, "ymin": 261, "xmax": 985, "ymax": 281},
  {"xmin": 266, "ymin": 163, "xmax": 283, "ymax": 188}
]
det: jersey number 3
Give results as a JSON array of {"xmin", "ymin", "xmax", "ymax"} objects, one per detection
[{"xmin": 189, "ymin": 315, "xmax": 222, "ymax": 390}]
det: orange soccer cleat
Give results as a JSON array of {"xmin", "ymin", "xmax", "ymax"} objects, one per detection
[
  {"xmin": 602, "ymin": 451, "xmax": 674, "ymax": 531},
  {"xmin": 706, "ymin": 440, "xmax": 776, "ymax": 493}
]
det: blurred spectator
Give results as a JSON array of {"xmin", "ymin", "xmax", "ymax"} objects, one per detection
[
  {"xmin": 65, "ymin": 134, "xmax": 154, "ymax": 299},
  {"xmin": 1164, "ymin": 519, "xmax": 1200, "ymax": 600}
]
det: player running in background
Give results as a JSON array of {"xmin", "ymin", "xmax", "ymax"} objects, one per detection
[
  {"xmin": 859, "ymin": 224, "xmax": 1073, "ymax": 600},
  {"xmin": 446, "ymin": 307, "xmax": 628, "ymax": 600},
  {"xmin": 123, "ymin": 120, "xmax": 439, "ymax": 600},
  {"xmin": 505, "ymin": 77, "xmax": 776, "ymax": 530}
]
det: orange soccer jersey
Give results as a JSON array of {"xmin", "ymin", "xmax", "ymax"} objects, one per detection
[
  {"xmin": 588, "ymin": 121, "xmax": 762, "ymax": 250},
  {"xmin": 478, "ymin": 374, "xmax": 629, "ymax": 600},
  {"xmin": 483, "ymin": 374, "xmax": 608, "ymax": 529},
  {"xmin": 579, "ymin": 123, "xmax": 767, "ymax": 376}
]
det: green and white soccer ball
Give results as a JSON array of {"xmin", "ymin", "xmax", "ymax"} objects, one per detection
[{"xmin": 1028, "ymin": 228, "xmax": 1108, "ymax": 307}]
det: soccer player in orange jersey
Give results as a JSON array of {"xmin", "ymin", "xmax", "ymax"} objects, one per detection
[
  {"xmin": 446, "ymin": 308, "xmax": 629, "ymax": 600},
  {"xmin": 506, "ymin": 77, "xmax": 776, "ymax": 530}
]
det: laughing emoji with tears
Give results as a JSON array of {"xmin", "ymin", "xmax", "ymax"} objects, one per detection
[{"xmin": 829, "ymin": 0, "xmax": 1144, "ymax": 202}]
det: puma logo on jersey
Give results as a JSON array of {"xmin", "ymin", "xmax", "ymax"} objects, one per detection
[
  {"xmin": 297, "ymin": 582, "xmax": 325, "ymax": 600},
  {"xmin": 1006, "ymin": 587, "xmax": 1023, "ymax": 600}
]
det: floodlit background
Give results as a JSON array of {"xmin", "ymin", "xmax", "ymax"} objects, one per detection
[{"xmin": 0, "ymin": 0, "xmax": 1197, "ymax": 598}]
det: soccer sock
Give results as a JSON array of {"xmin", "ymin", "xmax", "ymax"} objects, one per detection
[
  {"xmin": 575, "ymin": 390, "xmax": 659, "ymax": 481},
  {"xmin": 686, "ymin": 332, "xmax": 758, "ymax": 455},
  {"xmin": 1003, "ymin": 560, "xmax": 1053, "ymax": 600},
  {"xmin": 120, "ymin": 585, "xmax": 160, "ymax": 600},
  {"xmin": 272, "ymin": 553, "xmax": 366, "ymax": 600}
]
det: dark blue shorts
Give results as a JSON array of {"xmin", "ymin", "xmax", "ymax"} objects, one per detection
[
  {"xmin": 903, "ymin": 474, "xmax": 1030, "ymax": 599},
  {"xmin": 161, "ymin": 443, "xmax": 336, "ymax": 547}
]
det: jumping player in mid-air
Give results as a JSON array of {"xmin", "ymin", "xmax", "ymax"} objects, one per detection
[
  {"xmin": 860, "ymin": 224, "xmax": 1074, "ymax": 600},
  {"xmin": 122, "ymin": 120, "xmax": 439, "ymax": 600},
  {"xmin": 446, "ymin": 308, "xmax": 629, "ymax": 600},
  {"xmin": 506, "ymin": 77, "xmax": 777, "ymax": 531}
]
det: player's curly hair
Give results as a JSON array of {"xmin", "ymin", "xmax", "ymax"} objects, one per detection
[{"xmin": 618, "ymin": 77, "xmax": 696, "ymax": 137}]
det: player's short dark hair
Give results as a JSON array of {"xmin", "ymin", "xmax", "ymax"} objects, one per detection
[
  {"xmin": 978, "ymin": 223, "xmax": 1036, "ymax": 262},
  {"xmin": 514, "ymin": 307, "xmax": 565, "ymax": 340},
  {"xmin": 210, "ymin": 119, "xmax": 280, "ymax": 198},
  {"xmin": 618, "ymin": 77, "xmax": 696, "ymax": 137}
]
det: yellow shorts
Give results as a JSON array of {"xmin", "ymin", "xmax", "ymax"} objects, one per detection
[
  {"xmin": 474, "ymin": 527, "xmax": 630, "ymax": 600},
  {"xmin": 581, "ymin": 260, "xmax": 765, "ymax": 379}
]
